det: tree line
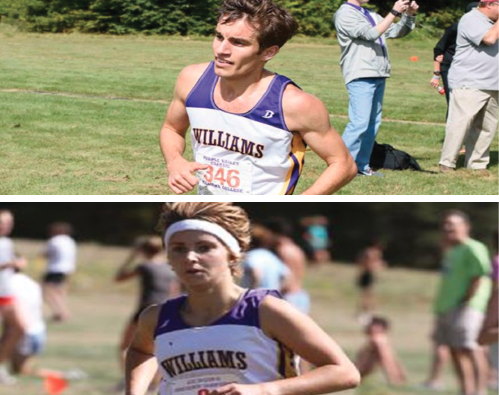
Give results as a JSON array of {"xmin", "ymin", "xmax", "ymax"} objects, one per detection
[
  {"xmin": 0, "ymin": 0, "xmax": 474, "ymax": 36},
  {"xmin": 1, "ymin": 203, "xmax": 497, "ymax": 270}
]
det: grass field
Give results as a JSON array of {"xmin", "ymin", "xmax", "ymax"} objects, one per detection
[
  {"xmin": 0, "ymin": 29, "xmax": 497, "ymax": 195},
  {"xmin": 2, "ymin": 239, "xmax": 496, "ymax": 395}
]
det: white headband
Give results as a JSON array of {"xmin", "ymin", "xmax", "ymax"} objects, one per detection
[{"xmin": 164, "ymin": 219, "xmax": 241, "ymax": 254}]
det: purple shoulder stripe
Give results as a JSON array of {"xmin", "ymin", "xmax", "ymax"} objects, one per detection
[
  {"xmin": 154, "ymin": 289, "xmax": 281, "ymax": 338},
  {"xmin": 154, "ymin": 295, "xmax": 188, "ymax": 338},
  {"xmin": 185, "ymin": 62, "xmax": 299, "ymax": 131}
]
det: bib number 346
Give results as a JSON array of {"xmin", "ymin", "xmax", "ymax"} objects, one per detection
[{"xmin": 203, "ymin": 165, "xmax": 240, "ymax": 188}]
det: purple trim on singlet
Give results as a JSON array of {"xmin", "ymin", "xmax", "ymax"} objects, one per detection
[
  {"xmin": 344, "ymin": 2, "xmax": 387, "ymax": 56},
  {"xmin": 185, "ymin": 62, "xmax": 299, "ymax": 132},
  {"xmin": 286, "ymin": 152, "xmax": 302, "ymax": 195},
  {"xmin": 154, "ymin": 289, "xmax": 281, "ymax": 338}
]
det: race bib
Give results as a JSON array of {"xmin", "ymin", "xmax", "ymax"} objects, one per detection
[
  {"xmin": 196, "ymin": 155, "xmax": 252, "ymax": 195},
  {"xmin": 170, "ymin": 373, "xmax": 242, "ymax": 395}
]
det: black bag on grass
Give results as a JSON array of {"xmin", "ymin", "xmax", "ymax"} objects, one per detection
[{"xmin": 370, "ymin": 142, "xmax": 422, "ymax": 171}]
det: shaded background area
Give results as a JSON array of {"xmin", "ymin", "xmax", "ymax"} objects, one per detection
[{"xmin": 1, "ymin": 202, "xmax": 496, "ymax": 269}]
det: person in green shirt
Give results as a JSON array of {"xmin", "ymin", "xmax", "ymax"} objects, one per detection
[{"xmin": 433, "ymin": 210, "xmax": 492, "ymax": 395}]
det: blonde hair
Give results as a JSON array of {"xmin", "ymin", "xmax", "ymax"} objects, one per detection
[{"xmin": 157, "ymin": 203, "xmax": 251, "ymax": 276}]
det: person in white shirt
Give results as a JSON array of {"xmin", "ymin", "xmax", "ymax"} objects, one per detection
[
  {"xmin": 10, "ymin": 271, "xmax": 87, "ymax": 381},
  {"xmin": 42, "ymin": 222, "xmax": 77, "ymax": 322},
  {"xmin": 0, "ymin": 210, "xmax": 26, "ymax": 385},
  {"xmin": 241, "ymin": 223, "xmax": 291, "ymax": 292},
  {"xmin": 11, "ymin": 272, "xmax": 46, "ymax": 375}
]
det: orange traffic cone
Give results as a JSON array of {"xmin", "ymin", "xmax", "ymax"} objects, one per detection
[{"xmin": 44, "ymin": 374, "xmax": 68, "ymax": 395}]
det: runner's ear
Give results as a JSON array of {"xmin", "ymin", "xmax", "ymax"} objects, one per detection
[{"xmin": 261, "ymin": 45, "xmax": 280, "ymax": 62}]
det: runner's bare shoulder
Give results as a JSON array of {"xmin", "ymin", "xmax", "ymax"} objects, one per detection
[
  {"xmin": 282, "ymin": 84, "xmax": 329, "ymax": 132},
  {"xmin": 176, "ymin": 62, "xmax": 212, "ymax": 100}
]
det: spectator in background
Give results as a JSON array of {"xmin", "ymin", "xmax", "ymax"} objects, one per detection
[
  {"xmin": 433, "ymin": 210, "xmax": 492, "ymax": 395},
  {"xmin": 430, "ymin": 2, "xmax": 479, "ymax": 114},
  {"xmin": 0, "ymin": 210, "xmax": 26, "ymax": 385},
  {"xmin": 114, "ymin": 236, "xmax": 180, "ymax": 393},
  {"xmin": 439, "ymin": 0, "xmax": 498, "ymax": 175},
  {"xmin": 261, "ymin": 218, "xmax": 311, "ymax": 315},
  {"xmin": 241, "ymin": 224, "xmax": 291, "ymax": 293},
  {"xmin": 356, "ymin": 239, "xmax": 386, "ymax": 322},
  {"xmin": 301, "ymin": 216, "xmax": 331, "ymax": 264},
  {"xmin": 42, "ymin": 222, "xmax": 77, "ymax": 322},
  {"xmin": 333, "ymin": 0, "xmax": 418, "ymax": 177},
  {"xmin": 10, "ymin": 271, "xmax": 45, "ymax": 378},
  {"xmin": 355, "ymin": 316, "xmax": 407, "ymax": 385},
  {"xmin": 262, "ymin": 218, "xmax": 312, "ymax": 373},
  {"xmin": 10, "ymin": 271, "xmax": 86, "ymax": 382},
  {"xmin": 421, "ymin": 235, "xmax": 453, "ymax": 392}
]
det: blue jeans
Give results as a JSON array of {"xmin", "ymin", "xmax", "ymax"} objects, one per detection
[{"xmin": 342, "ymin": 78, "xmax": 386, "ymax": 172}]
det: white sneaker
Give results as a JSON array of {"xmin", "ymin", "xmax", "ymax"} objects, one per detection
[{"xmin": 357, "ymin": 169, "xmax": 384, "ymax": 177}]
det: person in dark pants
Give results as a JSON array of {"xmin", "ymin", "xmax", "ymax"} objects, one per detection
[{"xmin": 429, "ymin": 2, "xmax": 479, "ymax": 117}]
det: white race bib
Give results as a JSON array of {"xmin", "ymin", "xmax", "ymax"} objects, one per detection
[
  {"xmin": 171, "ymin": 372, "xmax": 242, "ymax": 395},
  {"xmin": 196, "ymin": 155, "xmax": 252, "ymax": 195}
]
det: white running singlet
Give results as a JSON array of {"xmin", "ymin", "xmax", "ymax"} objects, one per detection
[
  {"xmin": 186, "ymin": 63, "xmax": 306, "ymax": 195},
  {"xmin": 154, "ymin": 289, "xmax": 298, "ymax": 395}
]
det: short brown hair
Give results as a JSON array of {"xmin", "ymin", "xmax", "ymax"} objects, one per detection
[
  {"xmin": 157, "ymin": 203, "xmax": 251, "ymax": 275},
  {"xmin": 369, "ymin": 316, "xmax": 390, "ymax": 330},
  {"xmin": 135, "ymin": 235, "xmax": 164, "ymax": 256},
  {"xmin": 49, "ymin": 222, "xmax": 73, "ymax": 236},
  {"xmin": 218, "ymin": 0, "xmax": 299, "ymax": 51}
]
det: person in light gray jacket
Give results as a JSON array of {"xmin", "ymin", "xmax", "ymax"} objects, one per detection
[{"xmin": 333, "ymin": 0, "xmax": 418, "ymax": 177}]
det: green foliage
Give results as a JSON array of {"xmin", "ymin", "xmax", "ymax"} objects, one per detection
[
  {"xmin": 0, "ymin": 0, "xmax": 219, "ymax": 34},
  {"xmin": 2, "ymin": 203, "xmax": 497, "ymax": 269},
  {"xmin": 0, "ymin": 0, "xmax": 471, "ymax": 37},
  {"xmin": 277, "ymin": 0, "xmax": 343, "ymax": 37},
  {"xmin": 424, "ymin": 8, "xmax": 465, "ymax": 30}
]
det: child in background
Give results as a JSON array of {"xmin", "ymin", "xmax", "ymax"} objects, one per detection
[{"xmin": 355, "ymin": 316, "xmax": 407, "ymax": 386}]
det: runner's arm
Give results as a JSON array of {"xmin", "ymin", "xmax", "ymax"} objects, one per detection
[
  {"xmin": 283, "ymin": 87, "xmax": 356, "ymax": 195},
  {"xmin": 212, "ymin": 296, "xmax": 360, "ymax": 395},
  {"xmin": 125, "ymin": 306, "xmax": 160, "ymax": 395},
  {"xmin": 159, "ymin": 65, "xmax": 210, "ymax": 194},
  {"xmin": 260, "ymin": 296, "xmax": 360, "ymax": 395}
]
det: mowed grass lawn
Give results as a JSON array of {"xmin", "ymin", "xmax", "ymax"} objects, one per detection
[
  {"xmin": 3, "ymin": 239, "xmax": 495, "ymax": 395},
  {"xmin": 0, "ymin": 30, "xmax": 497, "ymax": 195}
]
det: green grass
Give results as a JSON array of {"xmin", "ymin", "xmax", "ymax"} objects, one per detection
[
  {"xmin": 0, "ymin": 31, "xmax": 497, "ymax": 194},
  {"xmin": 3, "ymin": 239, "xmax": 495, "ymax": 395}
]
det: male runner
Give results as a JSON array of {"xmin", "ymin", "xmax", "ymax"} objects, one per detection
[{"xmin": 160, "ymin": 0, "xmax": 356, "ymax": 195}]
